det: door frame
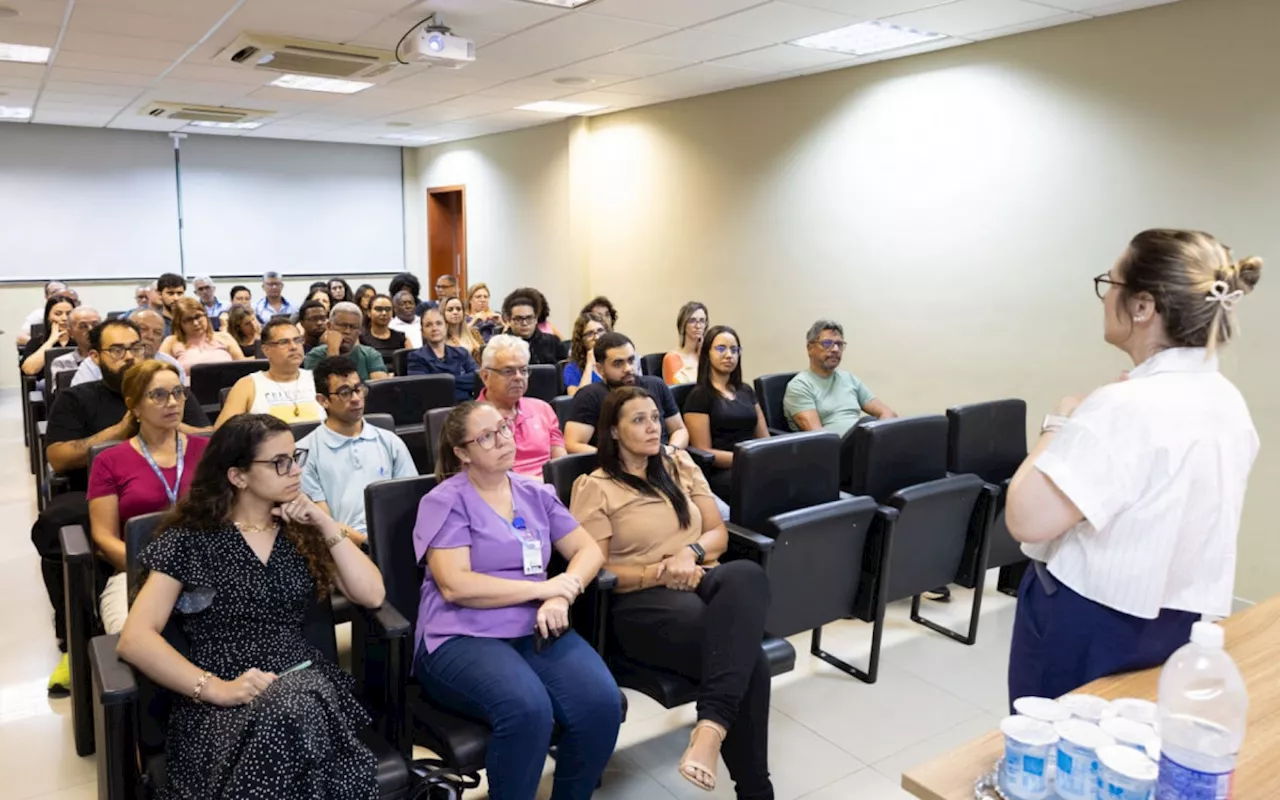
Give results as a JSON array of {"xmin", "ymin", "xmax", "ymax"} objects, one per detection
[{"xmin": 426, "ymin": 185, "xmax": 467, "ymax": 299}]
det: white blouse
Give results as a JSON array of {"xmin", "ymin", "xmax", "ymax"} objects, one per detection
[{"xmin": 1025, "ymin": 348, "xmax": 1258, "ymax": 620}]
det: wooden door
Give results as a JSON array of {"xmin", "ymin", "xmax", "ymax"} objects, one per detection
[{"xmin": 426, "ymin": 186, "xmax": 466, "ymax": 302}]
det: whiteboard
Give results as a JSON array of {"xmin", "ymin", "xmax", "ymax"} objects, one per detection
[
  {"xmin": 0, "ymin": 125, "xmax": 182, "ymax": 282},
  {"xmin": 179, "ymin": 136, "xmax": 405, "ymax": 279}
]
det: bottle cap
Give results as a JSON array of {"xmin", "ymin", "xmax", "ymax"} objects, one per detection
[
  {"xmin": 1097, "ymin": 744, "xmax": 1158, "ymax": 781},
  {"xmin": 1190, "ymin": 620, "xmax": 1224, "ymax": 649},
  {"xmin": 1013, "ymin": 696, "xmax": 1072, "ymax": 723}
]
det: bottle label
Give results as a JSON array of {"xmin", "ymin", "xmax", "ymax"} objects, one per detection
[{"xmin": 1157, "ymin": 753, "xmax": 1233, "ymax": 800}]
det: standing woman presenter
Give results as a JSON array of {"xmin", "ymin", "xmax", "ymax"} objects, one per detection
[{"xmin": 1005, "ymin": 229, "xmax": 1261, "ymax": 703}]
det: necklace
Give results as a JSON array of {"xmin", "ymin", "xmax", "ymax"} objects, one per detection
[
  {"xmin": 266, "ymin": 372, "xmax": 303, "ymax": 417},
  {"xmin": 233, "ymin": 520, "xmax": 278, "ymax": 534}
]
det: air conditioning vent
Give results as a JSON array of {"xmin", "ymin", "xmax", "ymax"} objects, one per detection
[
  {"xmin": 215, "ymin": 32, "xmax": 402, "ymax": 80},
  {"xmin": 140, "ymin": 102, "xmax": 274, "ymax": 124}
]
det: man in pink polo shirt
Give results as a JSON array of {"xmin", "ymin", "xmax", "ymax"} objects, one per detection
[{"xmin": 477, "ymin": 334, "xmax": 566, "ymax": 479}]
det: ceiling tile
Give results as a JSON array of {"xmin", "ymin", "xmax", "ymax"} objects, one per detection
[
  {"xmin": 241, "ymin": 85, "xmax": 352, "ymax": 109},
  {"xmin": 1067, "ymin": 0, "xmax": 1180, "ymax": 15},
  {"xmin": 628, "ymin": 29, "xmax": 761, "ymax": 61},
  {"xmin": 713, "ymin": 43, "xmax": 857, "ymax": 72},
  {"xmin": 968, "ymin": 10, "xmax": 1087, "ymax": 38},
  {"xmin": 383, "ymin": 69, "xmax": 505, "ymax": 97},
  {"xmin": 0, "ymin": 88, "xmax": 38, "ymax": 104},
  {"xmin": 468, "ymin": 13, "xmax": 674, "ymax": 82},
  {"xmin": 696, "ymin": 2, "xmax": 864, "ymax": 44},
  {"xmin": 857, "ymin": 33, "xmax": 972, "ymax": 61},
  {"xmin": 31, "ymin": 110, "xmax": 115, "ymax": 126},
  {"xmin": 39, "ymin": 91, "xmax": 135, "ymax": 107},
  {"xmin": 47, "ymin": 67, "xmax": 158, "ymax": 88},
  {"xmin": 67, "ymin": 6, "xmax": 223, "ymax": 41},
  {"xmin": 0, "ymin": 61, "xmax": 45, "ymax": 79},
  {"xmin": 165, "ymin": 63, "xmax": 278, "ymax": 86},
  {"xmin": 608, "ymin": 62, "xmax": 763, "ymax": 98},
  {"xmin": 34, "ymin": 100, "xmax": 122, "ymax": 115},
  {"xmin": 402, "ymin": 0, "xmax": 570, "ymax": 34},
  {"xmin": 482, "ymin": 69, "xmax": 635, "ymax": 100},
  {"xmin": 0, "ymin": 20, "xmax": 64, "ymax": 47},
  {"xmin": 559, "ymin": 87, "xmax": 665, "ymax": 110},
  {"xmin": 224, "ymin": 1, "xmax": 388, "ymax": 44},
  {"xmin": 73, "ymin": 0, "xmax": 238, "ymax": 16},
  {"xmin": 52, "ymin": 51, "xmax": 174, "ymax": 76},
  {"xmin": 60, "ymin": 29, "xmax": 195, "ymax": 61},
  {"xmin": 584, "ymin": 0, "xmax": 769, "ymax": 28},
  {"xmin": 885, "ymin": 0, "xmax": 1066, "ymax": 36},
  {"xmin": 785, "ymin": 0, "xmax": 956, "ymax": 17},
  {"xmin": 0, "ymin": 0, "xmax": 71, "ymax": 27},
  {"xmin": 106, "ymin": 114, "xmax": 188, "ymax": 131},
  {"xmin": 350, "ymin": 18, "xmax": 507, "ymax": 50},
  {"xmin": 143, "ymin": 79, "xmax": 255, "ymax": 104},
  {"xmin": 567, "ymin": 49, "xmax": 692, "ymax": 78}
]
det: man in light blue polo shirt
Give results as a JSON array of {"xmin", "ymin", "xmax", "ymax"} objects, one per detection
[
  {"xmin": 297, "ymin": 354, "xmax": 417, "ymax": 544},
  {"xmin": 783, "ymin": 318, "xmax": 898, "ymax": 435}
]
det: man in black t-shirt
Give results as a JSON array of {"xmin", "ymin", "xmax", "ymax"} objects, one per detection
[
  {"xmin": 564, "ymin": 331, "xmax": 688, "ymax": 453},
  {"xmin": 501, "ymin": 292, "xmax": 564, "ymax": 366}
]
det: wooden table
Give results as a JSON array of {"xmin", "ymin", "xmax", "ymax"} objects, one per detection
[{"xmin": 902, "ymin": 594, "xmax": 1280, "ymax": 799}]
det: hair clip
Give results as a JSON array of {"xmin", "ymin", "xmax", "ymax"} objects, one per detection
[{"xmin": 1205, "ymin": 280, "xmax": 1244, "ymax": 312}]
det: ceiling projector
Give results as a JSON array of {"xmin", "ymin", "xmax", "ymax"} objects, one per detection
[{"xmin": 403, "ymin": 24, "xmax": 475, "ymax": 68}]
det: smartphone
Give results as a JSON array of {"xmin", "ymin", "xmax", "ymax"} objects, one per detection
[{"xmin": 279, "ymin": 659, "xmax": 312, "ymax": 677}]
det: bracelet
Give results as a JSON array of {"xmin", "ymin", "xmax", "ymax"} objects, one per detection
[
  {"xmin": 192, "ymin": 671, "xmax": 213, "ymax": 703},
  {"xmin": 324, "ymin": 527, "xmax": 350, "ymax": 549}
]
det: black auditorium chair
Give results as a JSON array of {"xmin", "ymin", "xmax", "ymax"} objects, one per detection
[
  {"xmin": 188, "ymin": 360, "xmax": 268, "ymax": 417},
  {"xmin": 55, "ymin": 368, "xmax": 74, "ymax": 393},
  {"xmin": 553, "ymin": 395, "xmax": 572, "ymax": 432},
  {"xmin": 42, "ymin": 346, "xmax": 76, "ymax": 394},
  {"xmin": 543, "ymin": 453, "xmax": 797, "ymax": 707},
  {"xmin": 423, "ymin": 407, "xmax": 452, "ymax": 462},
  {"xmin": 525, "ymin": 364, "xmax": 559, "ymax": 404},
  {"xmin": 106, "ymin": 311, "xmax": 128, "ymax": 320},
  {"xmin": 640, "ymin": 352, "xmax": 664, "ymax": 379},
  {"xmin": 391, "ymin": 348, "xmax": 412, "ymax": 378},
  {"xmin": 845, "ymin": 416, "xmax": 998, "ymax": 667},
  {"xmin": 365, "ymin": 375, "xmax": 454, "ymax": 474},
  {"xmin": 947, "ymin": 399, "xmax": 1030, "ymax": 597},
  {"xmin": 555, "ymin": 359, "xmax": 569, "ymax": 395},
  {"xmin": 30, "ymin": 322, "xmax": 47, "ymax": 341},
  {"xmin": 218, "ymin": 386, "xmax": 232, "ymax": 410},
  {"xmin": 88, "ymin": 513, "xmax": 415, "ymax": 800},
  {"xmin": 669, "ymin": 382, "xmax": 695, "ymax": 412},
  {"xmin": 754, "ymin": 372, "xmax": 797, "ymax": 436}
]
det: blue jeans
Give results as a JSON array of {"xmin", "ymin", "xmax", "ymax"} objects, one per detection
[{"xmin": 415, "ymin": 630, "xmax": 622, "ymax": 800}]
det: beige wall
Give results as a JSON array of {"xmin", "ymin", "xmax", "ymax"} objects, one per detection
[{"xmin": 404, "ymin": 0, "xmax": 1280, "ymax": 601}]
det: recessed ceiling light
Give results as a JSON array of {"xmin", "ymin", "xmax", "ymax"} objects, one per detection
[
  {"xmin": 791, "ymin": 20, "xmax": 946, "ymax": 56},
  {"xmin": 187, "ymin": 120, "xmax": 264, "ymax": 130},
  {"xmin": 380, "ymin": 133, "xmax": 441, "ymax": 142},
  {"xmin": 552, "ymin": 76, "xmax": 594, "ymax": 87},
  {"xmin": 0, "ymin": 105, "xmax": 32, "ymax": 120},
  {"xmin": 0, "ymin": 42, "xmax": 51, "ymax": 64},
  {"xmin": 517, "ymin": 0, "xmax": 599, "ymax": 7},
  {"xmin": 269, "ymin": 74, "xmax": 373, "ymax": 94},
  {"xmin": 516, "ymin": 100, "xmax": 607, "ymax": 115}
]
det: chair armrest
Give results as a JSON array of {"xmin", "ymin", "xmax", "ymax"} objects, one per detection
[
  {"xmin": 686, "ymin": 447, "xmax": 715, "ymax": 472},
  {"xmin": 61, "ymin": 524, "xmax": 92, "ymax": 563},
  {"xmin": 593, "ymin": 568, "xmax": 618, "ymax": 594},
  {"xmin": 956, "ymin": 482, "xmax": 1001, "ymax": 589},
  {"xmin": 90, "ymin": 634, "xmax": 137, "ymax": 706},
  {"xmin": 356, "ymin": 603, "xmax": 410, "ymax": 640},
  {"xmin": 725, "ymin": 522, "xmax": 775, "ymax": 553},
  {"xmin": 767, "ymin": 427, "xmax": 789, "ymax": 438},
  {"xmin": 851, "ymin": 506, "xmax": 898, "ymax": 623}
]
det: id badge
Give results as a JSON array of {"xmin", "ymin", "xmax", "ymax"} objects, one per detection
[{"xmin": 522, "ymin": 539, "xmax": 543, "ymax": 576}]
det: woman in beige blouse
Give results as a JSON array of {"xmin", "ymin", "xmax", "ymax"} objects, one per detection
[{"xmin": 570, "ymin": 386, "xmax": 773, "ymax": 799}]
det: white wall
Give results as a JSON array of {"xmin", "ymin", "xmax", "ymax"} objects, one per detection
[{"xmin": 403, "ymin": 0, "xmax": 1280, "ymax": 602}]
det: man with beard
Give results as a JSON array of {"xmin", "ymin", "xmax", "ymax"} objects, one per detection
[
  {"xmin": 783, "ymin": 319, "xmax": 897, "ymax": 435},
  {"xmin": 564, "ymin": 331, "xmax": 688, "ymax": 454},
  {"xmin": 70, "ymin": 308, "xmax": 186, "ymax": 386}
]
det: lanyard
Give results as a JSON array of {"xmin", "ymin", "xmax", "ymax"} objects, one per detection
[{"xmin": 138, "ymin": 433, "xmax": 185, "ymax": 507}]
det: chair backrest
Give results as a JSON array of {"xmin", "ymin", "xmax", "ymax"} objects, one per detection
[
  {"xmin": 86, "ymin": 441, "xmax": 120, "ymax": 480},
  {"xmin": 218, "ymin": 386, "xmax": 232, "ymax": 408},
  {"xmin": 107, "ymin": 310, "xmax": 128, "ymax": 320},
  {"xmin": 526, "ymin": 364, "xmax": 559, "ymax": 404},
  {"xmin": 846, "ymin": 415, "xmax": 949, "ymax": 504},
  {"xmin": 365, "ymin": 475, "xmax": 439, "ymax": 639},
  {"xmin": 553, "ymin": 395, "xmax": 572, "ymax": 432},
  {"xmin": 42, "ymin": 347, "xmax": 76, "ymax": 390},
  {"xmin": 423, "ymin": 406, "xmax": 453, "ymax": 466},
  {"xmin": 392, "ymin": 348, "xmax": 411, "ymax": 377},
  {"xmin": 884, "ymin": 473, "xmax": 987, "ymax": 602},
  {"xmin": 556, "ymin": 359, "xmax": 569, "ymax": 395},
  {"xmin": 542, "ymin": 452, "xmax": 599, "ymax": 507},
  {"xmin": 30, "ymin": 322, "xmax": 46, "ymax": 341},
  {"xmin": 54, "ymin": 366, "xmax": 75, "ymax": 393},
  {"xmin": 640, "ymin": 352, "xmax": 664, "ymax": 379},
  {"xmin": 669, "ymin": 382, "xmax": 695, "ymax": 412},
  {"xmin": 366, "ymin": 412, "xmax": 396, "ymax": 433},
  {"xmin": 946, "ymin": 399, "xmax": 1028, "ymax": 484},
  {"xmin": 291, "ymin": 413, "xmax": 395, "ymax": 448},
  {"xmin": 291, "ymin": 420, "xmax": 322, "ymax": 442},
  {"xmin": 188, "ymin": 359, "xmax": 268, "ymax": 406},
  {"xmin": 730, "ymin": 431, "xmax": 840, "ymax": 529},
  {"xmin": 365, "ymin": 374, "xmax": 454, "ymax": 427},
  {"xmin": 754, "ymin": 372, "xmax": 797, "ymax": 432}
]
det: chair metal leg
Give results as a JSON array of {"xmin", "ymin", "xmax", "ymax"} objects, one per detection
[
  {"xmin": 810, "ymin": 618, "xmax": 883, "ymax": 685},
  {"xmin": 909, "ymin": 575, "xmax": 985, "ymax": 646}
]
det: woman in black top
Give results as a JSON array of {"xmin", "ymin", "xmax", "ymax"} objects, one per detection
[
  {"xmin": 21, "ymin": 293, "xmax": 80, "ymax": 376},
  {"xmin": 683, "ymin": 325, "xmax": 769, "ymax": 501},
  {"xmin": 226, "ymin": 305, "xmax": 263, "ymax": 358},
  {"xmin": 359, "ymin": 293, "xmax": 406, "ymax": 373}
]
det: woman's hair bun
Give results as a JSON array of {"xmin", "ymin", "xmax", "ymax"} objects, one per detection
[{"xmin": 1235, "ymin": 256, "xmax": 1262, "ymax": 294}]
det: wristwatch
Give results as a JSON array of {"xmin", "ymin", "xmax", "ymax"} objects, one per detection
[
  {"xmin": 1041, "ymin": 414, "xmax": 1071, "ymax": 434},
  {"xmin": 687, "ymin": 542, "xmax": 706, "ymax": 565}
]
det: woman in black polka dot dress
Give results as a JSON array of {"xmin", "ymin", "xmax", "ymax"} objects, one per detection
[{"xmin": 117, "ymin": 413, "xmax": 391, "ymax": 799}]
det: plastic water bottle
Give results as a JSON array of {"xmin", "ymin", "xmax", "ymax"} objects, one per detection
[{"xmin": 1155, "ymin": 620, "xmax": 1248, "ymax": 800}]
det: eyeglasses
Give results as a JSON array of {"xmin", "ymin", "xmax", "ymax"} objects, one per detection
[
  {"xmin": 510, "ymin": 314, "xmax": 536, "ymax": 325},
  {"xmin": 326, "ymin": 383, "xmax": 369, "ymax": 401},
  {"xmin": 490, "ymin": 366, "xmax": 529, "ymax": 380},
  {"xmin": 371, "ymin": 305, "xmax": 393, "ymax": 313},
  {"xmin": 688, "ymin": 318, "xmax": 707, "ymax": 327},
  {"xmin": 264, "ymin": 336, "xmax": 305, "ymax": 348},
  {"xmin": 1093, "ymin": 273, "xmax": 1126, "ymax": 300},
  {"xmin": 252, "ymin": 448, "xmax": 309, "ymax": 476},
  {"xmin": 712, "ymin": 344, "xmax": 741, "ymax": 356},
  {"xmin": 461, "ymin": 420, "xmax": 514, "ymax": 451},
  {"xmin": 816, "ymin": 339, "xmax": 846, "ymax": 351},
  {"xmin": 330, "ymin": 321, "xmax": 360, "ymax": 333},
  {"xmin": 145, "ymin": 386, "xmax": 187, "ymax": 405},
  {"xmin": 101, "ymin": 343, "xmax": 147, "ymax": 359}
]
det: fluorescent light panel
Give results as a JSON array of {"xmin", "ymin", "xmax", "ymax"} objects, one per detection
[
  {"xmin": 516, "ymin": 100, "xmax": 607, "ymax": 115},
  {"xmin": 0, "ymin": 42, "xmax": 51, "ymax": 64},
  {"xmin": 792, "ymin": 20, "xmax": 946, "ymax": 56},
  {"xmin": 0, "ymin": 106, "xmax": 32, "ymax": 120},
  {"xmin": 269, "ymin": 74, "xmax": 373, "ymax": 94},
  {"xmin": 517, "ymin": 0, "xmax": 598, "ymax": 7},
  {"xmin": 187, "ymin": 120, "xmax": 263, "ymax": 130},
  {"xmin": 380, "ymin": 133, "xmax": 440, "ymax": 142}
]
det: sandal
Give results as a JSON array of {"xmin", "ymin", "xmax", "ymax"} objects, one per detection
[{"xmin": 679, "ymin": 720, "xmax": 726, "ymax": 792}]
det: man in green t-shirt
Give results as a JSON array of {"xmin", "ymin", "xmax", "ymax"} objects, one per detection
[
  {"xmin": 783, "ymin": 319, "xmax": 898, "ymax": 435},
  {"xmin": 302, "ymin": 302, "xmax": 391, "ymax": 382}
]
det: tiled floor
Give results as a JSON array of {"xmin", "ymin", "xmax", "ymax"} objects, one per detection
[{"xmin": 0, "ymin": 388, "xmax": 1017, "ymax": 799}]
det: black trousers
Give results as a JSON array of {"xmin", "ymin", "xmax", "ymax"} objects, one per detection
[
  {"xmin": 31, "ymin": 492, "xmax": 90, "ymax": 651},
  {"xmin": 610, "ymin": 560, "xmax": 773, "ymax": 800}
]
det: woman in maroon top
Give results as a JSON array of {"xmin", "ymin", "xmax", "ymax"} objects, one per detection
[{"xmin": 88, "ymin": 360, "xmax": 208, "ymax": 634}]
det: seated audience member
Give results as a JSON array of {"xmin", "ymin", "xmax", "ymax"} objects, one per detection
[
  {"xmin": 359, "ymin": 293, "xmax": 406, "ymax": 372},
  {"xmin": 193, "ymin": 276, "xmax": 225, "ymax": 331},
  {"xmin": 784, "ymin": 319, "xmax": 898, "ymax": 435},
  {"xmin": 511, "ymin": 286, "xmax": 564, "ymax": 340},
  {"xmin": 299, "ymin": 356, "xmax": 417, "ymax": 545},
  {"xmin": 217, "ymin": 318, "xmax": 325, "ymax": 427},
  {"xmin": 502, "ymin": 291, "xmax": 562, "ymax": 366},
  {"xmin": 684, "ymin": 325, "xmax": 769, "ymax": 500},
  {"xmin": 414, "ymin": 402, "xmax": 621, "ymax": 799},
  {"xmin": 297, "ymin": 299, "xmax": 330, "ymax": 353},
  {"xmin": 88, "ymin": 360, "xmax": 208, "ymax": 634},
  {"xmin": 302, "ymin": 302, "xmax": 391, "ymax": 382},
  {"xmin": 466, "ymin": 282, "xmax": 503, "ymax": 342},
  {"xmin": 389, "ymin": 289, "xmax": 424, "ymax": 349},
  {"xmin": 72, "ymin": 309, "xmax": 186, "ymax": 387},
  {"xmin": 160, "ymin": 297, "xmax": 246, "ymax": 377},
  {"xmin": 225, "ymin": 303, "xmax": 262, "ymax": 358},
  {"xmin": 580, "ymin": 296, "xmax": 618, "ymax": 331},
  {"xmin": 18, "ymin": 280, "xmax": 69, "ymax": 346},
  {"xmin": 155, "ymin": 272, "xmax": 187, "ymax": 336},
  {"xmin": 434, "ymin": 273, "xmax": 459, "ymax": 303},
  {"xmin": 353, "ymin": 284, "xmax": 377, "ymax": 316},
  {"xmin": 327, "ymin": 278, "xmax": 352, "ymax": 304},
  {"xmin": 254, "ymin": 270, "xmax": 294, "ymax": 324},
  {"xmin": 477, "ymin": 335, "xmax": 566, "ymax": 478},
  {"xmin": 663, "ymin": 301, "xmax": 709, "ymax": 386},
  {"xmin": 407, "ymin": 307, "xmax": 478, "ymax": 404},
  {"xmin": 565, "ymin": 331, "xmax": 687, "ymax": 454},
  {"xmin": 306, "ymin": 287, "xmax": 333, "ymax": 315},
  {"xmin": 49, "ymin": 306, "xmax": 102, "ymax": 386},
  {"xmin": 117, "ymin": 414, "xmax": 386, "ymax": 799},
  {"xmin": 442, "ymin": 296, "xmax": 483, "ymax": 361},
  {"xmin": 563, "ymin": 313, "xmax": 608, "ymax": 396},
  {"xmin": 390, "ymin": 271, "xmax": 435, "ymax": 316},
  {"xmin": 133, "ymin": 284, "xmax": 152, "ymax": 311},
  {"xmin": 21, "ymin": 293, "xmax": 78, "ymax": 376},
  {"xmin": 230, "ymin": 285, "xmax": 252, "ymax": 306},
  {"xmin": 570, "ymin": 386, "xmax": 772, "ymax": 796}
]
